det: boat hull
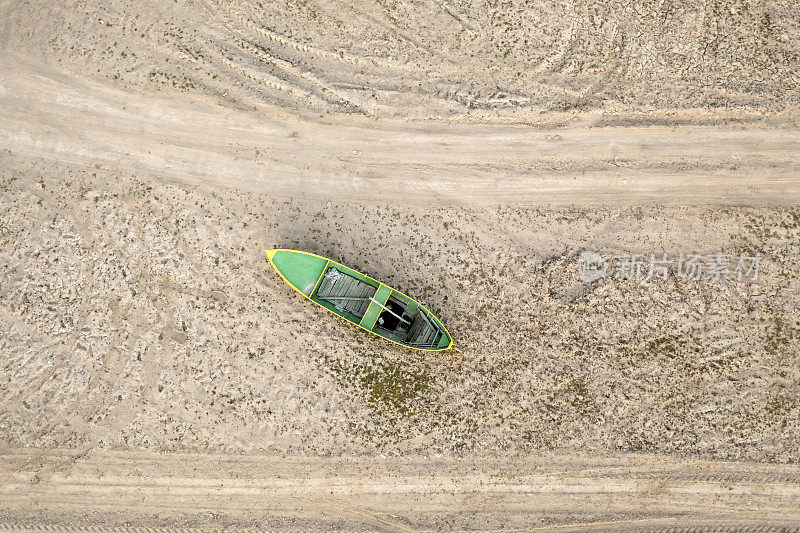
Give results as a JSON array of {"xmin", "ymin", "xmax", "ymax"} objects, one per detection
[{"xmin": 266, "ymin": 249, "xmax": 453, "ymax": 351}]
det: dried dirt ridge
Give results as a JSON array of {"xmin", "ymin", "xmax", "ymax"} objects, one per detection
[{"xmin": 1, "ymin": 0, "xmax": 800, "ymax": 531}]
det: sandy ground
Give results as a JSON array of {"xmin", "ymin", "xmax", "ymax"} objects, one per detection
[
  {"xmin": 2, "ymin": 0, "xmax": 799, "ymax": 121},
  {"xmin": 1, "ymin": 0, "xmax": 800, "ymax": 531},
  {"xmin": 3, "ymin": 450, "xmax": 800, "ymax": 531}
]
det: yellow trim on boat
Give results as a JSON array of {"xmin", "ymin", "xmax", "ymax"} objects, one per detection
[
  {"xmin": 357, "ymin": 285, "xmax": 379, "ymax": 327},
  {"xmin": 357, "ymin": 283, "xmax": 393, "ymax": 328},
  {"xmin": 381, "ymin": 286, "xmax": 392, "ymax": 306},
  {"xmin": 309, "ymin": 260, "xmax": 331, "ymax": 297},
  {"xmin": 265, "ymin": 249, "xmax": 453, "ymax": 351}
]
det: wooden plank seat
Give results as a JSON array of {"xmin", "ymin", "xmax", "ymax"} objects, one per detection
[{"xmin": 315, "ymin": 268, "xmax": 377, "ymax": 318}]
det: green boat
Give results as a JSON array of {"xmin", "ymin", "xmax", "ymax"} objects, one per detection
[{"xmin": 266, "ymin": 249, "xmax": 453, "ymax": 351}]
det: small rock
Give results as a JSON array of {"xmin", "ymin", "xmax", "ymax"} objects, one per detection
[{"xmin": 211, "ymin": 290, "xmax": 228, "ymax": 303}]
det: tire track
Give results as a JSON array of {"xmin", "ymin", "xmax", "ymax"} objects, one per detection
[
  {"xmin": 2, "ymin": 450, "xmax": 800, "ymax": 531},
  {"xmin": 0, "ymin": 524, "xmax": 797, "ymax": 533}
]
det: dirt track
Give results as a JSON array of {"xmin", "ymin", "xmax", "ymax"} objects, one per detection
[
  {"xmin": 2, "ymin": 449, "xmax": 800, "ymax": 531},
  {"xmin": 2, "ymin": 56, "xmax": 799, "ymax": 207}
]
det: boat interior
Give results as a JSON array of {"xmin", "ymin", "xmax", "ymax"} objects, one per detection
[
  {"xmin": 314, "ymin": 266, "xmax": 446, "ymax": 348},
  {"xmin": 371, "ymin": 295, "xmax": 414, "ymax": 340},
  {"xmin": 314, "ymin": 267, "xmax": 376, "ymax": 319},
  {"xmin": 372, "ymin": 296, "xmax": 445, "ymax": 348}
]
